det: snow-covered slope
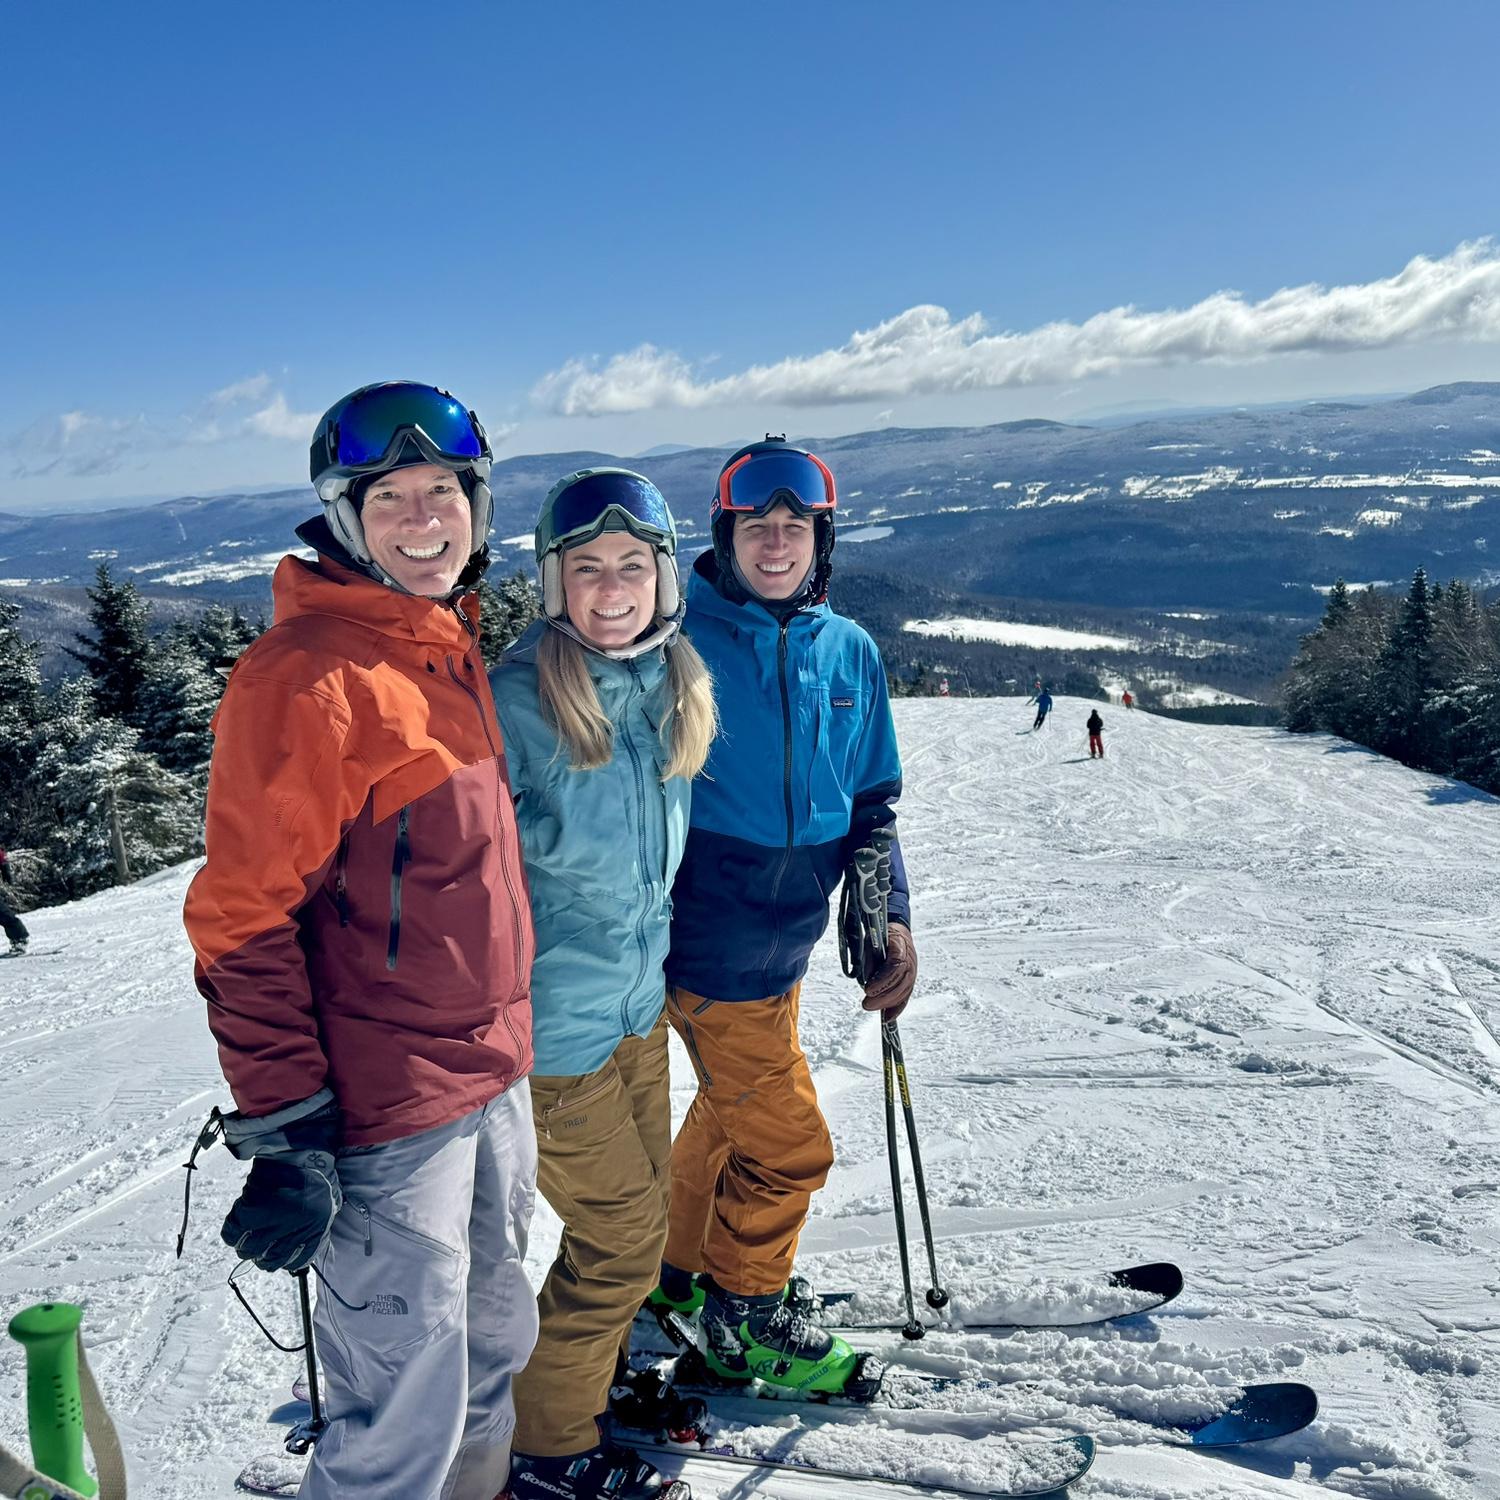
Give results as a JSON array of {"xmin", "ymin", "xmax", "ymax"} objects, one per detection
[{"xmin": 2, "ymin": 699, "xmax": 1497, "ymax": 1499}]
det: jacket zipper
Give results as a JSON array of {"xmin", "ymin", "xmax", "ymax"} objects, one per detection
[
  {"xmin": 334, "ymin": 830, "xmax": 350, "ymax": 927},
  {"xmin": 386, "ymin": 805, "xmax": 409, "ymax": 971},
  {"xmin": 446, "ymin": 637, "xmax": 527, "ymax": 1062},
  {"xmin": 761, "ymin": 618, "xmax": 795, "ymax": 980},
  {"xmin": 621, "ymin": 660, "xmax": 653, "ymax": 1034}
]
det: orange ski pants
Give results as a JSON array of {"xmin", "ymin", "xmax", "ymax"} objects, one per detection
[{"xmin": 664, "ymin": 982, "xmax": 835, "ymax": 1296}]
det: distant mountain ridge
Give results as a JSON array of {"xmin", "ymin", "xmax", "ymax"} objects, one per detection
[{"xmin": 4, "ymin": 382, "xmax": 1499, "ymax": 694}]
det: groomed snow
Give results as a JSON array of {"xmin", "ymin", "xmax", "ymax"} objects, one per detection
[{"xmin": 1, "ymin": 699, "xmax": 1497, "ymax": 1498}]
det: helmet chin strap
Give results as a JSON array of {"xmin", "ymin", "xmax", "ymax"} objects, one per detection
[
  {"xmin": 730, "ymin": 554, "xmax": 817, "ymax": 615},
  {"xmin": 547, "ymin": 602, "xmax": 685, "ymax": 661}
]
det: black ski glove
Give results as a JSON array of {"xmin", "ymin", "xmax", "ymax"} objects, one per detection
[{"xmin": 220, "ymin": 1092, "xmax": 342, "ymax": 1273}]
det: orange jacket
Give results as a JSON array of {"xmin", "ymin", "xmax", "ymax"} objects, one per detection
[{"xmin": 183, "ymin": 553, "xmax": 534, "ymax": 1147}]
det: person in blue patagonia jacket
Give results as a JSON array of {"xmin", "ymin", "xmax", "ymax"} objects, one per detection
[
  {"xmin": 646, "ymin": 436, "xmax": 918, "ymax": 1398},
  {"xmin": 491, "ymin": 469, "xmax": 717, "ymax": 1500}
]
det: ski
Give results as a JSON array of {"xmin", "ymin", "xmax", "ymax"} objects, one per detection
[
  {"xmin": 642, "ymin": 1262, "xmax": 1183, "ymax": 1342},
  {"xmin": 631, "ymin": 1349, "xmax": 1317, "ymax": 1448},
  {"xmin": 613, "ymin": 1426, "xmax": 1097, "ymax": 1499}
]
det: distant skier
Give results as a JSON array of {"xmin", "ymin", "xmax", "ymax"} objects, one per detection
[
  {"xmin": 1087, "ymin": 709, "xmax": 1105, "ymax": 759},
  {"xmin": 1030, "ymin": 689, "xmax": 1053, "ymax": 731},
  {"xmin": 1121, "ymin": 689, "xmax": 1134, "ymax": 710},
  {"xmin": 0, "ymin": 848, "xmax": 29, "ymax": 955}
]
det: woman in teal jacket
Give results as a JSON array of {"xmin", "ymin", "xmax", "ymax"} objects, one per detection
[{"xmin": 491, "ymin": 469, "xmax": 715, "ymax": 1500}]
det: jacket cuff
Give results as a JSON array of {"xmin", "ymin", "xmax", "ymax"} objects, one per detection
[{"xmin": 222, "ymin": 1087, "xmax": 338, "ymax": 1160}]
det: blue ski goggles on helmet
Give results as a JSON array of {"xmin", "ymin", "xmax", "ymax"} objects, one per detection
[
  {"xmin": 317, "ymin": 383, "xmax": 488, "ymax": 482},
  {"xmin": 548, "ymin": 470, "xmax": 675, "ymax": 548},
  {"xmin": 716, "ymin": 450, "xmax": 837, "ymax": 517}
]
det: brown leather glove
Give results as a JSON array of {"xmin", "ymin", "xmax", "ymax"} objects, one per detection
[{"xmin": 861, "ymin": 921, "xmax": 917, "ymax": 1020}]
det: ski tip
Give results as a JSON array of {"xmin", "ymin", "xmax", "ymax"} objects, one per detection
[
  {"xmin": 1107, "ymin": 1261, "xmax": 1184, "ymax": 1302},
  {"xmin": 1185, "ymin": 1381, "xmax": 1319, "ymax": 1446}
]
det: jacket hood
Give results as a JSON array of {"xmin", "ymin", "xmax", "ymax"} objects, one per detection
[{"xmin": 274, "ymin": 533, "xmax": 476, "ymax": 649}]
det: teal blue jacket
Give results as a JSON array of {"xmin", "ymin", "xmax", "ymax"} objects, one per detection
[{"xmin": 490, "ymin": 622, "xmax": 689, "ymax": 1076}]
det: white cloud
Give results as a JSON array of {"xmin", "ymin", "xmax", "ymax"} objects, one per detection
[
  {"xmin": 209, "ymin": 373, "xmax": 274, "ymax": 408},
  {"xmin": 533, "ymin": 240, "xmax": 1500, "ymax": 416},
  {"xmin": 245, "ymin": 392, "xmax": 321, "ymax": 441}
]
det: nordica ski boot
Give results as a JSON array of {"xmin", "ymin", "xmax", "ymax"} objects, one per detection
[
  {"xmin": 608, "ymin": 1366, "xmax": 709, "ymax": 1444},
  {"xmin": 506, "ymin": 1441, "xmax": 691, "ymax": 1499},
  {"xmin": 693, "ymin": 1278, "xmax": 884, "ymax": 1400}
]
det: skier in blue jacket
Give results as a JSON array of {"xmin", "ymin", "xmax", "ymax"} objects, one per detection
[
  {"xmin": 1031, "ymin": 689, "xmax": 1053, "ymax": 730},
  {"xmin": 492, "ymin": 469, "xmax": 717, "ymax": 1500},
  {"xmin": 648, "ymin": 437, "xmax": 917, "ymax": 1398}
]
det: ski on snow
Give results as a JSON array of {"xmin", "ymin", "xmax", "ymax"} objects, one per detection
[
  {"xmin": 630, "ymin": 1347, "xmax": 1318, "ymax": 1449},
  {"xmin": 640, "ymin": 1261, "xmax": 1184, "ymax": 1342},
  {"xmin": 236, "ymin": 1411, "xmax": 1093, "ymax": 1500}
]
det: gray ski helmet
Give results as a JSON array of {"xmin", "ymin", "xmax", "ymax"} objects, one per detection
[
  {"xmin": 308, "ymin": 381, "xmax": 494, "ymax": 569},
  {"xmin": 711, "ymin": 435, "xmax": 836, "ymax": 604},
  {"xmin": 535, "ymin": 468, "xmax": 680, "ymax": 622}
]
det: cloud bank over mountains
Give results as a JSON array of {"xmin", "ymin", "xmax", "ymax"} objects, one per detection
[{"xmin": 532, "ymin": 241, "xmax": 1500, "ymax": 416}]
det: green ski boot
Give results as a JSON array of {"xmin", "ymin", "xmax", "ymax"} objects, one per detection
[
  {"xmin": 696, "ymin": 1278, "xmax": 884, "ymax": 1400},
  {"xmin": 644, "ymin": 1264, "xmax": 705, "ymax": 1346}
]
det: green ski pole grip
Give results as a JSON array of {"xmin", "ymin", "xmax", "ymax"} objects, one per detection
[{"xmin": 7, "ymin": 1302, "xmax": 97, "ymax": 1497}]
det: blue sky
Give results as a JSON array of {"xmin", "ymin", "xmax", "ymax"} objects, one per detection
[{"xmin": 5, "ymin": 0, "xmax": 1500, "ymax": 509}]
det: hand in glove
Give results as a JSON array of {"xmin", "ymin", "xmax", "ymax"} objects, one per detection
[
  {"xmin": 861, "ymin": 921, "xmax": 917, "ymax": 1021},
  {"xmin": 220, "ymin": 1093, "xmax": 342, "ymax": 1273}
]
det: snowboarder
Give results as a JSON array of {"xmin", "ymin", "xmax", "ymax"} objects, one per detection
[
  {"xmin": 1087, "ymin": 708, "xmax": 1105, "ymax": 758},
  {"xmin": 0, "ymin": 848, "xmax": 29, "ymax": 954},
  {"xmin": 1121, "ymin": 689, "xmax": 1134, "ymax": 710},
  {"xmin": 1030, "ymin": 688, "xmax": 1053, "ymax": 730},
  {"xmin": 183, "ymin": 382, "xmax": 539, "ymax": 1500},
  {"xmin": 491, "ymin": 470, "xmax": 716, "ymax": 1500},
  {"xmin": 648, "ymin": 437, "xmax": 917, "ymax": 1397}
]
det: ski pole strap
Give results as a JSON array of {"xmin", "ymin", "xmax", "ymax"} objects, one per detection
[
  {"xmin": 0, "ymin": 1442, "xmax": 94, "ymax": 1500},
  {"xmin": 176, "ymin": 1108, "xmax": 226, "ymax": 1259},
  {"xmin": 838, "ymin": 846, "xmax": 885, "ymax": 986}
]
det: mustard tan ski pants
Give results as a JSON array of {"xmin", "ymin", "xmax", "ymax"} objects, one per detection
[
  {"xmin": 512, "ymin": 1017, "xmax": 672, "ymax": 1456},
  {"xmin": 664, "ymin": 982, "xmax": 835, "ymax": 1297}
]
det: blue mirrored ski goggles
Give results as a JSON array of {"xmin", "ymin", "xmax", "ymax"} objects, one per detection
[
  {"xmin": 550, "ymin": 471, "xmax": 674, "ymax": 544},
  {"xmin": 717, "ymin": 450, "xmax": 837, "ymax": 516},
  {"xmin": 328, "ymin": 383, "xmax": 486, "ymax": 470}
]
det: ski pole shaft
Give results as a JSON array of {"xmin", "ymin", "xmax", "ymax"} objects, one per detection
[
  {"xmin": 7, "ymin": 1302, "xmax": 96, "ymax": 1497},
  {"xmin": 288, "ymin": 1270, "xmax": 328, "ymax": 1455},
  {"xmin": 882, "ymin": 1028, "xmax": 923, "ymax": 1340},
  {"xmin": 884, "ymin": 1021, "xmax": 949, "ymax": 1310}
]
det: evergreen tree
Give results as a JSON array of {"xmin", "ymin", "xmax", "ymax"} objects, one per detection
[
  {"xmin": 66, "ymin": 562, "xmax": 154, "ymax": 724},
  {"xmin": 1375, "ymin": 568, "xmax": 1436, "ymax": 763},
  {"xmin": 189, "ymin": 602, "xmax": 260, "ymax": 669},
  {"xmin": 0, "ymin": 599, "xmax": 46, "ymax": 848},
  {"xmin": 1284, "ymin": 580, "xmax": 1388, "ymax": 741},
  {"xmin": 137, "ymin": 634, "xmax": 222, "ymax": 776},
  {"xmin": 32, "ymin": 677, "xmax": 202, "ymax": 899},
  {"xmin": 475, "ymin": 569, "xmax": 542, "ymax": 667}
]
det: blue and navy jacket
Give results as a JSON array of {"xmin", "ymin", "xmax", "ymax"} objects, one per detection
[
  {"xmin": 667, "ymin": 554, "xmax": 909, "ymax": 1001},
  {"xmin": 491, "ymin": 622, "xmax": 689, "ymax": 1075}
]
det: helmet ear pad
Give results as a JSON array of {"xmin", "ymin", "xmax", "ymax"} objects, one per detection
[
  {"xmin": 467, "ymin": 476, "xmax": 492, "ymax": 558},
  {"xmin": 541, "ymin": 544, "xmax": 679, "ymax": 622},
  {"xmin": 330, "ymin": 493, "xmax": 373, "ymax": 564}
]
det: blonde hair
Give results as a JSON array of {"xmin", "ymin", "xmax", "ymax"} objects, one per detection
[{"xmin": 536, "ymin": 627, "xmax": 717, "ymax": 780}]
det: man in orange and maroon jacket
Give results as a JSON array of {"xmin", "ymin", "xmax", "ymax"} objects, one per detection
[{"xmin": 183, "ymin": 383, "xmax": 537, "ymax": 1500}]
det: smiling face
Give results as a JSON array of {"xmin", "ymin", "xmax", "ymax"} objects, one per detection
[
  {"xmin": 358, "ymin": 463, "xmax": 471, "ymax": 596},
  {"xmin": 562, "ymin": 529, "xmax": 658, "ymax": 649},
  {"xmin": 731, "ymin": 502, "xmax": 815, "ymax": 600}
]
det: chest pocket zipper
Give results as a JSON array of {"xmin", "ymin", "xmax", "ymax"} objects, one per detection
[
  {"xmin": 387, "ymin": 806, "xmax": 410, "ymax": 971},
  {"xmin": 334, "ymin": 830, "xmax": 351, "ymax": 927}
]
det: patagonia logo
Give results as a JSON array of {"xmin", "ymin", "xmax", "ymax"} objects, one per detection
[
  {"xmin": 368, "ymin": 1294, "xmax": 409, "ymax": 1316},
  {"xmin": 832, "ymin": 697, "xmax": 855, "ymax": 708}
]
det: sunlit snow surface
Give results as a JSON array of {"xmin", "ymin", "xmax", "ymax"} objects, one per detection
[{"xmin": 2, "ymin": 700, "xmax": 1499, "ymax": 1498}]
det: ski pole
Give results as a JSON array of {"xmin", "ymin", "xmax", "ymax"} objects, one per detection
[
  {"xmin": 881, "ymin": 1026, "xmax": 924, "ymax": 1341},
  {"xmin": 882, "ymin": 1019, "xmax": 949, "ymax": 1312},
  {"xmin": 7, "ymin": 1302, "xmax": 98, "ymax": 1497},
  {"xmin": 286, "ymin": 1271, "xmax": 328, "ymax": 1455}
]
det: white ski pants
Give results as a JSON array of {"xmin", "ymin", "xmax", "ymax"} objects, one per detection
[{"xmin": 301, "ymin": 1084, "xmax": 539, "ymax": 1500}]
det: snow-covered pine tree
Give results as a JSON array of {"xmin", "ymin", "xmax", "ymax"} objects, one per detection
[
  {"xmin": 0, "ymin": 598, "xmax": 46, "ymax": 850},
  {"xmin": 32, "ymin": 677, "xmax": 202, "ymax": 899},
  {"xmin": 136, "ymin": 630, "xmax": 222, "ymax": 777},
  {"xmin": 65, "ymin": 562, "xmax": 154, "ymax": 725},
  {"xmin": 1284, "ymin": 579, "xmax": 1389, "ymax": 742},
  {"xmin": 475, "ymin": 569, "xmax": 541, "ymax": 667}
]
